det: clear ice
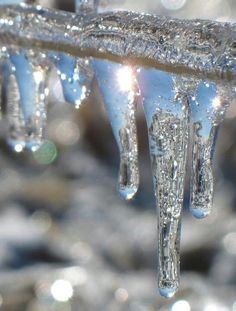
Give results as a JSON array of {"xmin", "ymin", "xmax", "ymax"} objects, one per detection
[
  {"xmin": 48, "ymin": 52, "xmax": 93, "ymax": 108},
  {"xmin": 0, "ymin": 0, "xmax": 234, "ymax": 299},
  {"xmin": 47, "ymin": 0, "xmax": 95, "ymax": 109},
  {"xmin": 2, "ymin": 49, "xmax": 49, "ymax": 151},
  {"xmin": 137, "ymin": 68, "xmax": 189, "ymax": 297},
  {"xmin": 0, "ymin": 0, "xmax": 49, "ymax": 151},
  {"xmin": 188, "ymin": 81, "xmax": 229, "ymax": 219},
  {"xmin": 93, "ymin": 60, "xmax": 139, "ymax": 200}
]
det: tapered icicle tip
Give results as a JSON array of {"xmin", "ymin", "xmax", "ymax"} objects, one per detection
[
  {"xmin": 159, "ymin": 285, "xmax": 178, "ymax": 299},
  {"xmin": 190, "ymin": 207, "xmax": 211, "ymax": 219},
  {"xmin": 119, "ymin": 185, "xmax": 138, "ymax": 201},
  {"xmin": 188, "ymin": 81, "xmax": 224, "ymax": 220},
  {"xmin": 137, "ymin": 68, "xmax": 188, "ymax": 299},
  {"xmin": 93, "ymin": 59, "xmax": 139, "ymax": 202},
  {"xmin": 118, "ymin": 156, "xmax": 139, "ymax": 201}
]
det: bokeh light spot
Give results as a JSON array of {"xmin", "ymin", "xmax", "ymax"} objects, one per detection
[
  {"xmin": 33, "ymin": 140, "xmax": 57, "ymax": 165},
  {"xmin": 51, "ymin": 279, "xmax": 73, "ymax": 302},
  {"xmin": 161, "ymin": 0, "xmax": 186, "ymax": 10},
  {"xmin": 172, "ymin": 300, "xmax": 191, "ymax": 311}
]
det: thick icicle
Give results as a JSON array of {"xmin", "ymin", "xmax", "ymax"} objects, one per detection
[
  {"xmin": 49, "ymin": 53, "xmax": 93, "ymax": 108},
  {"xmin": 93, "ymin": 59, "xmax": 139, "ymax": 200},
  {"xmin": 137, "ymin": 68, "xmax": 189, "ymax": 297},
  {"xmin": 5, "ymin": 50, "xmax": 49, "ymax": 151},
  {"xmin": 189, "ymin": 81, "xmax": 229, "ymax": 218}
]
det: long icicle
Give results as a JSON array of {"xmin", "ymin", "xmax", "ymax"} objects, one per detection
[
  {"xmin": 93, "ymin": 59, "xmax": 139, "ymax": 200},
  {"xmin": 137, "ymin": 68, "xmax": 189, "ymax": 297},
  {"xmin": 189, "ymin": 81, "xmax": 229, "ymax": 218},
  {"xmin": 6, "ymin": 50, "xmax": 50, "ymax": 151},
  {"xmin": 89, "ymin": 0, "xmax": 139, "ymax": 200}
]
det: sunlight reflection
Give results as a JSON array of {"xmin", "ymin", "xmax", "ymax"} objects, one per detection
[
  {"xmin": 50, "ymin": 279, "xmax": 74, "ymax": 302},
  {"xmin": 117, "ymin": 66, "xmax": 134, "ymax": 92},
  {"xmin": 172, "ymin": 300, "xmax": 191, "ymax": 311},
  {"xmin": 212, "ymin": 97, "xmax": 221, "ymax": 109},
  {"xmin": 33, "ymin": 71, "xmax": 44, "ymax": 84},
  {"xmin": 13, "ymin": 143, "xmax": 24, "ymax": 153}
]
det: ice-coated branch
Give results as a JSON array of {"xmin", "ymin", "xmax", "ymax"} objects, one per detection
[{"xmin": 0, "ymin": 5, "xmax": 235, "ymax": 82}]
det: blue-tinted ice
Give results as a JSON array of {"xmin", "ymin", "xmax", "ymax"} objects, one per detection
[
  {"xmin": 137, "ymin": 68, "xmax": 189, "ymax": 297},
  {"xmin": 93, "ymin": 59, "xmax": 139, "ymax": 200},
  {"xmin": 3, "ymin": 50, "xmax": 49, "ymax": 152}
]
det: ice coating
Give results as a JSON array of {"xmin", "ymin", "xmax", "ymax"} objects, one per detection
[
  {"xmin": 137, "ymin": 68, "xmax": 189, "ymax": 297},
  {"xmin": 93, "ymin": 59, "xmax": 139, "ymax": 200},
  {"xmin": 0, "ymin": 6, "xmax": 235, "ymax": 81},
  {"xmin": 3, "ymin": 50, "xmax": 49, "ymax": 151}
]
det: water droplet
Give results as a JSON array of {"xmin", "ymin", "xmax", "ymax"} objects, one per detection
[
  {"xmin": 137, "ymin": 68, "xmax": 189, "ymax": 297},
  {"xmin": 93, "ymin": 59, "xmax": 139, "ymax": 200}
]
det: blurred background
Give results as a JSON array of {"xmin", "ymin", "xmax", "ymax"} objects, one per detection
[{"xmin": 0, "ymin": 0, "xmax": 236, "ymax": 310}]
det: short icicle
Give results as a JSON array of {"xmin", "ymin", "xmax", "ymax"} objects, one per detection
[
  {"xmin": 188, "ymin": 81, "xmax": 229, "ymax": 218},
  {"xmin": 48, "ymin": 0, "xmax": 95, "ymax": 109},
  {"xmin": 49, "ymin": 52, "xmax": 93, "ymax": 108},
  {"xmin": 93, "ymin": 59, "xmax": 139, "ymax": 200},
  {"xmin": 5, "ymin": 50, "xmax": 50, "ymax": 151},
  {"xmin": 137, "ymin": 68, "xmax": 189, "ymax": 297}
]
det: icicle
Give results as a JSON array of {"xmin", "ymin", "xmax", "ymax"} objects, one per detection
[
  {"xmin": 188, "ymin": 81, "xmax": 229, "ymax": 219},
  {"xmin": 48, "ymin": 53, "xmax": 93, "ymax": 109},
  {"xmin": 47, "ymin": 0, "xmax": 95, "ymax": 109},
  {"xmin": 4, "ymin": 50, "xmax": 49, "ymax": 151},
  {"xmin": 5, "ymin": 71, "xmax": 25, "ymax": 152},
  {"xmin": 137, "ymin": 68, "xmax": 189, "ymax": 298},
  {"xmin": 93, "ymin": 59, "xmax": 139, "ymax": 200}
]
